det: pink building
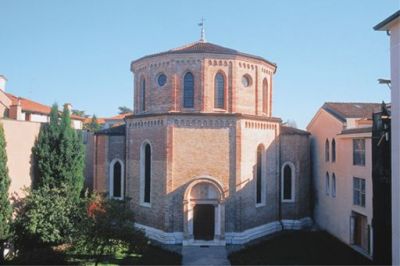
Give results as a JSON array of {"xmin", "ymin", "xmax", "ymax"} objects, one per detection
[{"xmin": 307, "ymin": 102, "xmax": 381, "ymax": 257}]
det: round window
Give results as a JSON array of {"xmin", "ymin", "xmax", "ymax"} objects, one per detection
[
  {"xmin": 157, "ymin": 73, "xmax": 167, "ymax": 87},
  {"xmin": 242, "ymin": 75, "xmax": 251, "ymax": 87}
]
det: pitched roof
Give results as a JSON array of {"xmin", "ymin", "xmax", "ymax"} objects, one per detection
[
  {"xmin": 95, "ymin": 124, "xmax": 125, "ymax": 135},
  {"xmin": 132, "ymin": 41, "xmax": 276, "ymax": 69},
  {"xmin": 107, "ymin": 113, "xmax": 133, "ymax": 120},
  {"xmin": 281, "ymin": 126, "xmax": 310, "ymax": 135},
  {"xmin": 322, "ymin": 102, "xmax": 382, "ymax": 122},
  {"xmin": 340, "ymin": 127, "xmax": 372, "ymax": 135},
  {"xmin": 83, "ymin": 117, "xmax": 106, "ymax": 124},
  {"xmin": 5, "ymin": 92, "xmax": 85, "ymax": 121}
]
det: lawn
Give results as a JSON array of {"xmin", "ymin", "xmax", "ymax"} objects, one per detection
[
  {"xmin": 6, "ymin": 244, "xmax": 182, "ymax": 265},
  {"xmin": 228, "ymin": 230, "xmax": 373, "ymax": 265}
]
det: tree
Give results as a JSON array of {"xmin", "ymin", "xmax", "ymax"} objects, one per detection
[
  {"xmin": 32, "ymin": 103, "xmax": 85, "ymax": 199},
  {"xmin": 73, "ymin": 195, "xmax": 147, "ymax": 266},
  {"xmin": 71, "ymin": 109, "xmax": 87, "ymax": 118},
  {"xmin": 13, "ymin": 185, "xmax": 80, "ymax": 248},
  {"xmin": 84, "ymin": 115, "xmax": 101, "ymax": 132},
  {"xmin": 0, "ymin": 123, "xmax": 12, "ymax": 263},
  {"xmin": 118, "ymin": 106, "xmax": 133, "ymax": 114}
]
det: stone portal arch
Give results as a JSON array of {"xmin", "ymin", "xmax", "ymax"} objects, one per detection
[{"xmin": 183, "ymin": 176, "xmax": 225, "ymax": 245}]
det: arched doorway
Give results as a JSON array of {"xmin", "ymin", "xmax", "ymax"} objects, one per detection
[{"xmin": 183, "ymin": 177, "xmax": 225, "ymax": 245}]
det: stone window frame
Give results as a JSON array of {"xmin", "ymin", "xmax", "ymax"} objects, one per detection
[
  {"xmin": 331, "ymin": 138, "xmax": 336, "ymax": 162},
  {"xmin": 325, "ymin": 172, "xmax": 330, "ymax": 195},
  {"xmin": 182, "ymin": 71, "xmax": 195, "ymax": 109},
  {"xmin": 353, "ymin": 177, "xmax": 366, "ymax": 207},
  {"xmin": 353, "ymin": 138, "xmax": 366, "ymax": 166},
  {"xmin": 140, "ymin": 76, "xmax": 146, "ymax": 112},
  {"xmin": 325, "ymin": 138, "xmax": 330, "ymax": 162},
  {"xmin": 109, "ymin": 158, "xmax": 124, "ymax": 200},
  {"xmin": 255, "ymin": 143, "xmax": 267, "ymax": 207},
  {"xmin": 331, "ymin": 172, "xmax": 336, "ymax": 198},
  {"xmin": 214, "ymin": 71, "xmax": 227, "ymax": 110},
  {"xmin": 262, "ymin": 78, "xmax": 269, "ymax": 115},
  {"xmin": 140, "ymin": 140, "xmax": 152, "ymax": 207},
  {"xmin": 281, "ymin": 161, "xmax": 296, "ymax": 203}
]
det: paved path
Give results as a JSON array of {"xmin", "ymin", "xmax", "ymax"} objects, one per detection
[{"xmin": 182, "ymin": 246, "xmax": 231, "ymax": 266}]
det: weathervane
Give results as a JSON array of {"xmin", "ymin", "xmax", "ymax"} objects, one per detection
[{"xmin": 198, "ymin": 17, "xmax": 206, "ymax": 42}]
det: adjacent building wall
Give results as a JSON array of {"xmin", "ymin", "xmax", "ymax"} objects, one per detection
[
  {"xmin": 308, "ymin": 109, "xmax": 373, "ymax": 255},
  {"xmin": 390, "ymin": 18, "xmax": 400, "ymax": 266},
  {"xmin": 1, "ymin": 119, "xmax": 41, "ymax": 198}
]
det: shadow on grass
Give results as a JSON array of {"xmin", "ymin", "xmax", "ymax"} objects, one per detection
[
  {"xmin": 228, "ymin": 230, "xmax": 373, "ymax": 265},
  {"xmin": 6, "ymin": 245, "xmax": 181, "ymax": 266}
]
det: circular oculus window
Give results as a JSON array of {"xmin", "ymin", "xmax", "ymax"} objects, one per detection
[
  {"xmin": 242, "ymin": 75, "xmax": 251, "ymax": 87},
  {"xmin": 157, "ymin": 73, "xmax": 167, "ymax": 87}
]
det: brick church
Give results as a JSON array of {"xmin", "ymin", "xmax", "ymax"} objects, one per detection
[{"xmin": 91, "ymin": 34, "xmax": 312, "ymax": 245}]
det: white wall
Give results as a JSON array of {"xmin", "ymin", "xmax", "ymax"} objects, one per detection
[{"xmin": 390, "ymin": 19, "xmax": 400, "ymax": 266}]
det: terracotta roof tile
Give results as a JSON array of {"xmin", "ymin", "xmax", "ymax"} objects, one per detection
[
  {"xmin": 281, "ymin": 126, "xmax": 310, "ymax": 135},
  {"xmin": 322, "ymin": 102, "xmax": 382, "ymax": 122},
  {"xmin": 132, "ymin": 41, "xmax": 276, "ymax": 68},
  {"xmin": 6, "ymin": 92, "xmax": 85, "ymax": 121}
]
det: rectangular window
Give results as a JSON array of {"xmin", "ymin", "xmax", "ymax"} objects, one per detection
[
  {"xmin": 353, "ymin": 139, "xmax": 365, "ymax": 166},
  {"xmin": 353, "ymin": 177, "xmax": 366, "ymax": 207}
]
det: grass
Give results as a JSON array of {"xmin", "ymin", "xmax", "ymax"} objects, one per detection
[
  {"xmin": 228, "ymin": 230, "xmax": 373, "ymax": 265},
  {"xmin": 6, "ymin": 244, "xmax": 181, "ymax": 265}
]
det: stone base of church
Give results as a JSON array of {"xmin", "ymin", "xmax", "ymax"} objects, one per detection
[{"xmin": 135, "ymin": 217, "xmax": 313, "ymax": 245}]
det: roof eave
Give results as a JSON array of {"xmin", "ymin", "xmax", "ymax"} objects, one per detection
[{"xmin": 374, "ymin": 10, "xmax": 400, "ymax": 31}]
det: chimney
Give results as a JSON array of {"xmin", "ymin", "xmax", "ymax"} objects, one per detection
[{"xmin": 0, "ymin": 75, "xmax": 7, "ymax": 91}]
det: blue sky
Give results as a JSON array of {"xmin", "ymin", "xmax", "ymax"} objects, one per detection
[{"xmin": 0, "ymin": 0, "xmax": 397, "ymax": 129}]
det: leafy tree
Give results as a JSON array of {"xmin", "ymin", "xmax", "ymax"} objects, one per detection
[
  {"xmin": 73, "ymin": 195, "xmax": 147, "ymax": 266},
  {"xmin": 12, "ymin": 185, "xmax": 81, "ymax": 248},
  {"xmin": 84, "ymin": 115, "xmax": 101, "ymax": 132},
  {"xmin": 0, "ymin": 123, "xmax": 12, "ymax": 263},
  {"xmin": 72, "ymin": 109, "xmax": 87, "ymax": 117},
  {"xmin": 118, "ymin": 106, "xmax": 133, "ymax": 114}
]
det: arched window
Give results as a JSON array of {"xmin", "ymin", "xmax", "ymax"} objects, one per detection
[
  {"xmin": 256, "ymin": 145, "xmax": 265, "ymax": 205},
  {"xmin": 141, "ymin": 78, "xmax": 146, "ymax": 111},
  {"xmin": 281, "ymin": 162, "xmax": 295, "ymax": 202},
  {"xmin": 183, "ymin": 72, "xmax": 194, "ymax": 108},
  {"xmin": 263, "ymin": 78, "xmax": 268, "ymax": 114},
  {"xmin": 325, "ymin": 139, "xmax": 330, "ymax": 162},
  {"xmin": 140, "ymin": 142, "xmax": 152, "ymax": 205},
  {"xmin": 110, "ymin": 160, "xmax": 124, "ymax": 199},
  {"xmin": 332, "ymin": 139, "xmax": 336, "ymax": 162},
  {"xmin": 332, "ymin": 173, "xmax": 336, "ymax": 197},
  {"xmin": 326, "ymin": 172, "xmax": 330, "ymax": 195},
  {"xmin": 214, "ymin": 73, "xmax": 225, "ymax": 108}
]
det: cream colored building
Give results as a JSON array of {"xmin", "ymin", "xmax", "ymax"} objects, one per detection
[
  {"xmin": 307, "ymin": 102, "xmax": 381, "ymax": 256},
  {"xmin": 374, "ymin": 11, "xmax": 400, "ymax": 265}
]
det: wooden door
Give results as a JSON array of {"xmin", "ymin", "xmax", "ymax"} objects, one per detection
[{"xmin": 193, "ymin": 204, "xmax": 215, "ymax": 240}]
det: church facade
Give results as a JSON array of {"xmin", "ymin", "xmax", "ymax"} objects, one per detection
[{"xmin": 92, "ymin": 39, "xmax": 312, "ymax": 245}]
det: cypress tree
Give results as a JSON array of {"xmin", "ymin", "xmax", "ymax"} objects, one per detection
[
  {"xmin": 33, "ymin": 103, "xmax": 84, "ymax": 198},
  {"xmin": 0, "ymin": 123, "xmax": 12, "ymax": 263}
]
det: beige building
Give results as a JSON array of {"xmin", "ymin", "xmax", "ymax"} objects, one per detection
[
  {"xmin": 307, "ymin": 102, "xmax": 381, "ymax": 256},
  {"xmin": 92, "ymin": 39, "xmax": 312, "ymax": 245},
  {"xmin": 374, "ymin": 11, "xmax": 400, "ymax": 265}
]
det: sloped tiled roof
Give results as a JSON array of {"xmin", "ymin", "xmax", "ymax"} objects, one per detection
[
  {"xmin": 340, "ymin": 127, "xmax": 372, "ymax": 135},
  {"xmin": 95, "ymin": 124, "xmax": 125, "ymax": 135},
  {"xmin": 5, "ymin": 92, "xmax": 85, "ymax": 121},
  {"xmin": 322, "ymin": 102, "xmax": 382, "ymax": 122},
  {"xmin": 107, "ymin": 113, "xmax": 133, "ymax": 120},
  {"xmin": 281, "ymin": 126, "xmax": 310, "ymax": 135},
  {"xmin": 132, "ymin": 41, "xmax": 276, "ymax": 68},
  {"xmin": 84, "ymin": 117, "xmax": 106, "ymax": 124}
]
